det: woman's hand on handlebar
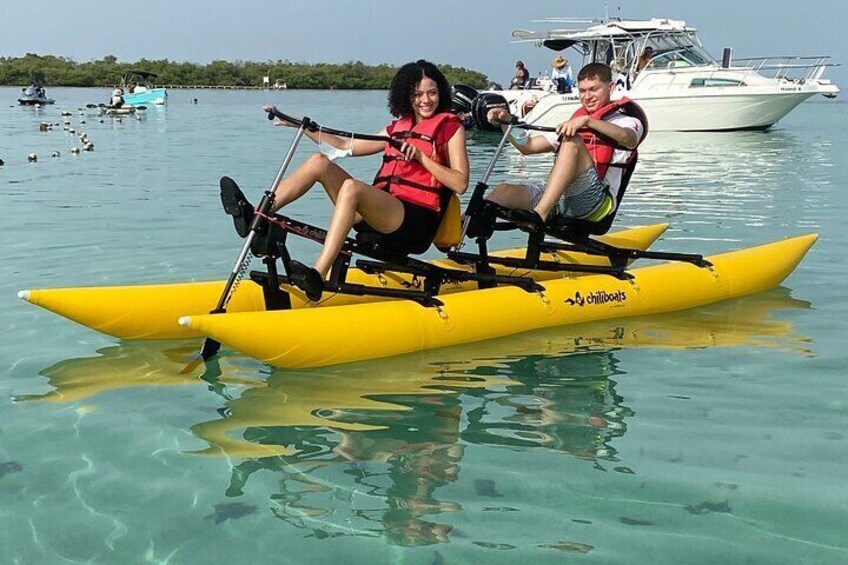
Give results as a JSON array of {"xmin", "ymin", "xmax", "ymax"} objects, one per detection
[
  {"xmin": 262, "ymin": 105, "xmax": 298, "ymax": 127},
  {"xmin": 401, "ymin": 141, "xmax": 421, "ymax": 163}
]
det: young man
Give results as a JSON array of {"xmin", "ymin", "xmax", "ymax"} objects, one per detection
[{"xmin": 484, "ymin": 63, "xmax": 647, "ymax": 227}]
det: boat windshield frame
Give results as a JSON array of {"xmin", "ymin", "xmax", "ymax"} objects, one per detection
[
  {"xmin": 514, "ymin": 22, "xmax": 719, "ymax": 77},
  {"xmin": 121, "ymin": 70, "xmax": 159, "ymax": 89},
  {"xmin": 574, "ymin": 31, "xmax": 718, "ymax": 76}
]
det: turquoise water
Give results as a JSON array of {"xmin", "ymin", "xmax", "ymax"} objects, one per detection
[{"xmin": 1, "ymin": 87, "xmax": 847, "ymax": 564}]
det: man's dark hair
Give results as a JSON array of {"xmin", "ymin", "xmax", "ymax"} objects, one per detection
[
  {"xmin": 577, "ymin": 63, "xmax": 613, "ymax": 83},
  {"xmin": 388, "ymin": 60, "xmax": 452, "ymax": 118}
]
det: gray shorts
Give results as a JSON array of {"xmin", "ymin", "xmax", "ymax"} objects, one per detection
[{"xmin": 522, "ymin": 166, "xmax": 609, "ymax": 219}]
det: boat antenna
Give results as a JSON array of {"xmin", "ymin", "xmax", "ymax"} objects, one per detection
[{"xmin": 603, "ymin": 1, "xmax": 622, "ymax": 22}]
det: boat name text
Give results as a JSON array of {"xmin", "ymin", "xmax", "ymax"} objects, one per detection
[{"xmin": 565, "ymin": 290, "xmax": 627, "ymax": 307}]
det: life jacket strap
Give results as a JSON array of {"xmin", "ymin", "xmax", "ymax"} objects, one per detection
[{"xmin": 373, "ymin": 175, "xmax": 437, "ymax": 192}]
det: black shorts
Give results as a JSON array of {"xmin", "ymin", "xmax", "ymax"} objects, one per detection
[{"xmin": 354, "ymin": 199, "xmax": 442, "ymax": 255}]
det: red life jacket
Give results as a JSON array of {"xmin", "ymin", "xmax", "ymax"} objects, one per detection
[
  {"xmin": 570, "ymin": 97, "xmax": 648, "ymax": 181},
  {"xmin": 373, "ymin": 112, "xmax": 460, "ymax": 213}
]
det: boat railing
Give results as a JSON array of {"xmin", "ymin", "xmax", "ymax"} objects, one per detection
[{"xmin": 731, "ymin": 56, "xmax": 839, "ymax": 82}]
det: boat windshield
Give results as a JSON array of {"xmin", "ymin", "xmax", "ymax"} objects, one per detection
[
  {"xmin": 639, "ymin": 33, "xmax": 716, "ymax": 69},
  {"xmin": 579, "ymin": 31, "xmax": 717, "ymax": 74}
]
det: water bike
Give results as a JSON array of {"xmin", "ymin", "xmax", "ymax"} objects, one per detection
[{"xmin": 18, "ymin": 109, "xmax": 817, "ymax": 369}]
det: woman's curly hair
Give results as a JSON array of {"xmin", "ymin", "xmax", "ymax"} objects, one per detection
[{"xmin": 387, "ymin": 60, "xmax": 452, "ymax": 118}]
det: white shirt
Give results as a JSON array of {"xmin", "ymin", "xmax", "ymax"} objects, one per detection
[
  {"xmin": 551, "ymin": 65, "xmax": 573, "ymax": 83},
  {"xmin": 539, "ymin": 110, "xmax": 644, "ymax": 198}
]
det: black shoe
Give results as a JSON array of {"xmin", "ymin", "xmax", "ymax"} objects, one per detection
[
  {"xmin": 508, "ymin": 208, "xmax": 545, "ymax": 230},
  {"xmin": 220, "ymin": 176, "xmax": 254, "ymax": 238},
  {"xmin": 289, "ymin": 261, "xmax": 324, "ymax": 302},
  {"xmin": 465, "ymin": 208, "xmax": 496, "ymax": 240}
]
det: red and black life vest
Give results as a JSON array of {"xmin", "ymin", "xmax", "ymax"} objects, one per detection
[
  {"xmin": 373, "ymin": 112, "xmax": 460, "ymax": 213},
  {"xmin": 570, "ymin": 97, "xmax": 648, "ymax": 181}
]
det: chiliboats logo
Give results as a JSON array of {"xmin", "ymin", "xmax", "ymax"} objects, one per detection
[{"xmin": 564, "ymin": 289, "xmax": 627, "ymax": 307}]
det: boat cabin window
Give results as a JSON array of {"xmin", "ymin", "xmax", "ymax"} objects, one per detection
[{"xmin": 689, "ymin": 78, "xmax": 746, "ymax": 88}]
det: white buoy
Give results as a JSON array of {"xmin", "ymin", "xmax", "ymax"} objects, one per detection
[
  {"xmin": 27, "ymin": 153, "xmax": 37, "ymax": 162},
  {"xmin": 83, "ymin": 142, "xmax": 94, "ymax": 152},
  {"xmin": 51, "ymin": 151, "xmax": 60, "ymax": 158},
  {"xmin": 70, "ymin": 147, "xmax": 80, "ymax": 154}
]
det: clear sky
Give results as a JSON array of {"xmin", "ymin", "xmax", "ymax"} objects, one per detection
[{"xmin": 2, "ymin": 0, "xmax": 846, "ymax": 86}]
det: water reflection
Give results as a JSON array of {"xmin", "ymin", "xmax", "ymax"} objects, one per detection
[
  {"xmin": 17, "ymin": 289, "xmax": 812, "ymax": 545},
  {"xmin": 186, "ymin": 288, "xmax": 811, "ymax": 546},
  {"xmin": 13, "ymin": 341, "xmax": 264, "ymax": 404},
  {"xmin": 459, "ymin": 351, "xmax": 630, "ymax": 464}
]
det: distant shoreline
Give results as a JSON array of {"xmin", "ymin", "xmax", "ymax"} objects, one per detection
[{"xmin": 0, "ymin": 54, "xmax": 489, "ymax": 90}]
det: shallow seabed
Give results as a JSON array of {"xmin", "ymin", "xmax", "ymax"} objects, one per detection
[{"xmin": 1, "ymin": 88, "xmax": 846, "ymax": 564}]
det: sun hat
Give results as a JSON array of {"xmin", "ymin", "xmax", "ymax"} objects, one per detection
[{"xmin": 553, "ymin": 55, "xmax": 567, "ymax": 68}]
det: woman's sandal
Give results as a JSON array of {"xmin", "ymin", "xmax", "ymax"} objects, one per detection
[
  {"xmin": 220, "ymin": 176, "xmax": 255, "ymax": 238},
  {"xmin": 289, "ymin": 260, "xmax": 324, "ymax": 302}
]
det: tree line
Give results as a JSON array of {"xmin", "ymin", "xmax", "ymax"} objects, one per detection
[{"xmin": 0, "ymin": 53, "xmax": 489, "ymax": 89}]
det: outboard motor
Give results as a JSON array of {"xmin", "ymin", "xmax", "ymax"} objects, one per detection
[
  {"xmin": 471, "ymin": 92, "xmax": 510, "ymax": 132},
  {"xmin": 450, "ymin": 84, "xmax": 478, "ymax": 115},
  {"xmin": 451, "ymin": 84, "xmax": 478, "ymax": 129}
]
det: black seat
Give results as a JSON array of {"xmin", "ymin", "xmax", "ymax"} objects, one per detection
[
  {"xmin": 353, "ymin": 189, "xmax": 457, "ymax": 260},
  {"xmin": 547, "ymin": 154, "xmax": 637, "ymax": 239}
]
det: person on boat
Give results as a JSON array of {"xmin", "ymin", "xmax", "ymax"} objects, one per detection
[
  {"xmin": 109, "ymin": 88, "xmax": 125, "ymax": 108},
  {"xmin": 480, "ymin": 63, "xmax": 646, "ymax": 228},
  {"xmin": 635, "ymin": 47, "xmax": 654, "ymax": 75},
  {"xmin": 511, "ymin": 60, "xmax": 530, "ymax": 89},
  {"xmin": 550, "ymin": 55, "xmax": 573, "ymax": 94},
  {"xmin": 222, "ymin": 59, "xmax": 469, "ymax": 301}
]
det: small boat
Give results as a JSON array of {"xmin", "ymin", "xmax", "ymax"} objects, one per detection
[
  {"xmin": 178, "ymin": 234, "xmax": 817, "ymax": 369},
  {"xmin": 120, "ymin": 70, "xmax": 167, "ymax": 106},
  {"xmin": 99, "ymin": 105, "xmax": 136, "ymax": 116},
  {"xmin": 18, "ymin": 84, "xmax": 54, "ymax": 105},
  {"xmin": 17, "ymin": 224, "xmax": 668, "ymax": 340},
  {"xmin": 488, "ymin": 18, "xmax": 839, "ymax": 131}
]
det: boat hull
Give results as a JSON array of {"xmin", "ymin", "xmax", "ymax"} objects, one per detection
[
  {"xmin": 124, "ymin": 88, "xmax": 167, "ymax": 106},
  {"xmin": 19, "ymin": 224, "xmax": 668, "ymax": 340},
  {"xmin": 517, "ymin": 90, "xmax": 820, "ymax": 132},
  {"xmin": 181, "ymin": 234, "xmax": 818, "ymax": 369},
  {"xmin": 100, "ymin": 107, "xmax": 136, "ymax": 115},
  {"xmin": 18, "ymin": 98, "xmax": 55, "ymax": 105}
]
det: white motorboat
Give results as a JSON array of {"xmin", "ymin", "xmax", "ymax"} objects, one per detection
[{"xmin": 490, "ymin": 18, "xmax": 839, "ymax": 132}]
